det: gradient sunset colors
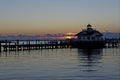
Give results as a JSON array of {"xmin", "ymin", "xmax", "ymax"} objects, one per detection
[{"xmin": 0, "ymin": 0, "xmax": 120, "ymax": 35}]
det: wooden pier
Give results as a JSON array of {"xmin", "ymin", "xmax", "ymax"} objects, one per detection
[
  {"xmin": 0, "ymin": 38, "xmax": 120, "ymax": 52},
  {"xmin": 105, "ymin": 38, "xmax": 120, "ymax": 48},
  {"xmin": 0, "ymin": 40, "xmax": 72, "ymax": 52}
]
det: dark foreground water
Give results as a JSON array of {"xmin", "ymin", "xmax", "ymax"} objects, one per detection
[{"xmin": 0, "ymin": 48, "xmax": 120, "ymax": 80}]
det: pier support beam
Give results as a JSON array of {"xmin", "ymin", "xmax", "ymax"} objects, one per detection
[
  {"xmin": 0, "ymin": 42, "xmax": 1, "ymax": 52},
  {"xmin": 16, "ymin": 40, "xmax": 19, "ymax": 51},
  {"xmin": 4, "ymin": 40, "xmax": 8, "ymax": 51}
]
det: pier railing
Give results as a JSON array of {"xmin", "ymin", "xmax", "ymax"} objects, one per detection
[
  {"xmin": 0, "ymin": 40, "xmax": 72, "ymax": 52},
  {"xmin": 0, "ymin": 38, "xmax": 120, "ymax": 52}
]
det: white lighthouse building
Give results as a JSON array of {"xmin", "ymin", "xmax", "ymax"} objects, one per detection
[
  {"xmin": 76, "ymin": 24, "xmax": 103, "ymax": 41},
  {"xmin": 72, "ymin": 24, "xmax": 105, "ymax": 48}
]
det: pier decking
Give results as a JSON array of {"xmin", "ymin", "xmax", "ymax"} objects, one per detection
[
  {"xmin": 0, "ymin": 38, "xmax": 120, "ymax": 52},
  {"xmin": 0, "ymin": 40, "xmax": 71, "ymax": 52}
]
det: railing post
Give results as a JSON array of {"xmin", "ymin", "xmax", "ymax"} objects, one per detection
[
  {"xmin": 16, "ymin": 40, "xmax": 19, "ymax": 51},
  {"xmin": 0, "ymin": 42, "xmax": 1, "ymax": 52}
]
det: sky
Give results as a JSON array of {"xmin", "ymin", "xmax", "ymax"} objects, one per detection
[{"xmin": 0, "ymin": 0, "xmax": 120, "ymax": 35}]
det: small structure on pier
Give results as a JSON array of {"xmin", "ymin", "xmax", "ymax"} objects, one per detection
[
  {"xmin": 76, "ymin": 24, "xmax": 103, "ymax": 41},
  {"xmin": 74, "ymin": 24, "xmax": 105, "ymax": 48}
]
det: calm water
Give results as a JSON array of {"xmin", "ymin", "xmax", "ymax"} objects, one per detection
[{"xmin": 0, "ymin": 48, "xmax": 120, "ymax": 80}]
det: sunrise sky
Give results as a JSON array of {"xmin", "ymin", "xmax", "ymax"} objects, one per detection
[{"xmin": 0, "ymin": 0, "xmax": 120, "ymax": 35}]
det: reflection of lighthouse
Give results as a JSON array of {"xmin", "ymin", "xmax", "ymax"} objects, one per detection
[{"xmin": 77, "ymin": 49, "xmax": 103, "ymax": 72}]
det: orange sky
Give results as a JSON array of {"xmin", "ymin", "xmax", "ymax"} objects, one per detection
[{"xmin": 0, "ymin": 0, "xmax": 120, "ymax": 35}]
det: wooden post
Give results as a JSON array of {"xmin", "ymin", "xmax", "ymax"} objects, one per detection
[
  {"xmin": 28, "ymin": 40, "xmax": 30, "ymax": 50},
  {"xmin": 8, "ymin": 42, "xmax": 10, "ymax": 51},
  {"xmin": 16, "ymin": 40, "xmax": 19, "ymax": 51},
  {"xmin": 36, "ymin": 40, "xmax": 37, "ymax": 49},
  {"xmin": 22, "ymin": 42, "xmax": 24, "ymax": 50},
  {"xmin": 0, "ymin": 42, "xmax": 1, "ymax": 52},
  {"xmin": 5, "ymin": 40, "xmax": 7, "ymax": 51}
]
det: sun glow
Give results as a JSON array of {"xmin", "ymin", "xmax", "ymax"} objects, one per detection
[
  {"xmin": 64, "ymin": 32, "xmax": 77, "ymax": 39},
  {"xmin": 66, "ymin": 32, "xmax": 76, "ymax": 35},
  {"xmin": 65, "ymin": 36, "xmax": 72, "ymax": 39}
]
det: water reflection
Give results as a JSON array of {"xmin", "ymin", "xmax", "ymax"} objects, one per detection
[
  {"xmin": 0, "ymin": 48, "xmax": 120, "ymax": 80},
  {"xmin": 77, "ymin": 48, "xmax": 103, "ymax": 72}
]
